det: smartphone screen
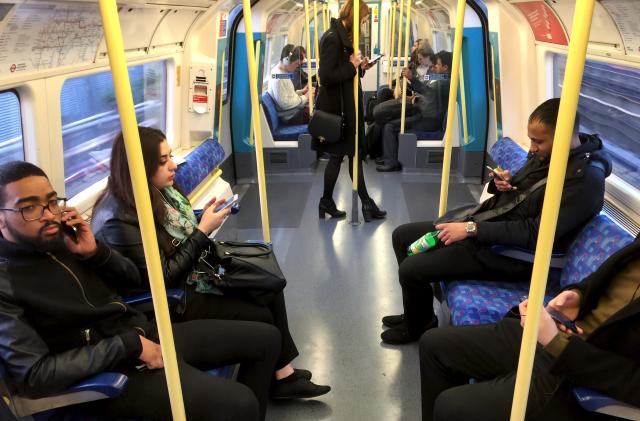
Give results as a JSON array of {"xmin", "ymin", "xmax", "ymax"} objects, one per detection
[
  {"xmin": 486, "ymin": 165, "xmax": 506, "ymax": 181},
  {"xmin": 215, "ymin": 194, "xmax": 239, "ymax": 212},
  {"xmin": 546, "ymin": 307, "xmax": 578, "ymax": 333},
  {"xmin": 369, "ymin": 54, "xmax": 384, "ymax": 64}
]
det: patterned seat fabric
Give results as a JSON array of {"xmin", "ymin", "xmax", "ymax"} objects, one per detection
[
  {"xmin": 175, "ymin": 139, "xmax": 225, "ymax": 195},
  {"xmin": 489, "ymin": 137, "xmax": 528, "ymax": 174},
  {"xmin": 261, "ymin": 92, "xmax": 308, "ymax": 141},
  {"xmin": 447, "ymin": 279, "xmax": 558, "ymax": 326}
]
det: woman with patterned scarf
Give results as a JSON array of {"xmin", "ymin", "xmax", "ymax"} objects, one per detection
[{"xmin": 92, "ymin": 127, "xmax": 330, "ymax": 400}]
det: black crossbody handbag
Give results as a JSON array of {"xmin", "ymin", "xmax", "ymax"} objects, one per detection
[{"xmin": 308, "ymin": 83, "xmax": 345, "ymax": 143}]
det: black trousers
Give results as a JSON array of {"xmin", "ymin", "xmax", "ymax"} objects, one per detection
[
  {"xmin": 420, "ymin": 318, "xmax": 616, "ymax": 421},
  {"xmin": 381, "ymin": 115, "xmax": 439, "ymax": 165},
  {"xmin": 392, "ymin": 221, "xmax": 533, "ymax": 332},
  {"xmin": 179, "ymin": 285, "xmax": 298, "ymax": 370},
  {"xmin": 90, "ymin": 320, "xmax": 280, "ymax": 421}
]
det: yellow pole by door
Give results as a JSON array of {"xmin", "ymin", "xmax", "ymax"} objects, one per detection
[
  {"xmin": 303, "ymin": 0, "xmax": 314, "ymax": 113},
  {"xmin": 242, "ymin": 0, "xmax": 271, "ymax": 243},
  {"xmin": 97, "ymin": 1, "xmax": 186, "ymax": 420},
  {"xmin": 510, "ymin": 1, "xmax": 595, "ymax": 420},
  {"xmin": 437, "ymin": 0, "xmax": 465, "ymax": 217},
  {"xmin": 314, "ymin": 0, "xmax": 321, "ymax": 84},
  {"xmin": 248, "ymin": 40, "xmax": 260, "ymax": 146},
  {"xmin": 323, "ymin": 3, "xmax": 329, "ymax": 32},
  {"xmin": 350, "ymin": 0, "xmax": 361, "ymax": 222},
  {"xmin": 217, "ymin": 51, "xmax": 226, "ymax": 144},
  {"xmin": 394, "ymin": 0, "xmax": 404, "ymax": 98},
  {"xmin": 387, "ymin": 2, "xmax": 396, "ymax": 87},
  {"xmin": 491, "ymin": 46, "xmax": 500, "ymax": 142},
  {"xmin": 399, "ymin": 0, "xmax": 411, "ymax": 133},
  {"xmin": 459, "ymin": 57, "xmax": 469, "ymax": 145}
]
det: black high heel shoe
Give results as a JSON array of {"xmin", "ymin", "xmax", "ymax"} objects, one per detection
[
  {"xmin": 319, "ymin": 197, "xmax": 347, "ymax": 219},
  {"xmin": 362, "ymin": 198, "xmax": 387, "ymax": 222}
]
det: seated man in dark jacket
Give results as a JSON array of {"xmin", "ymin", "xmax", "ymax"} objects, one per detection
[
  {"xmin": 375, "ymin": 50, "xmax": 451, "ymax": 172},
  {"xmin": 0, "ymin": 161, "xmax": 280, "ymax": 421},
  {"xmin": 420, "ymin": 233, "xmax": 640, "ymax": 420},
  {"xmin": 381, "ymin": 98, "xmax": 611, "ymax": 344}
]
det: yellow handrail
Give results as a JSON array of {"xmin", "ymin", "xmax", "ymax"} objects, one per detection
[
  {"xmin": 242, "ymin": 0, "xmax": 271, "ymax": 243},
  {"xmin": 399, "ymin": 0, "xmax": 411, "ymax": 133},
  {"xmin": 490, "ymin": 45, "xmax": 500, "ymax": 142},
  {"xmin": 314, "ymin": 0, "xmax": 321, "ymax": 85},
  {"xmin": 393, "ymin": 0, "xmax": 404, "ymax": 98},
  {"xmin": 97, "ymin": 1, "xmax": 186, "ymax": 420},
  {"xmin": 217, "ymin": 51, "xmax": 225, "ymax": 144},
  {"xmin": 387, "ymin": 2, "xmax": 396, "ymax": 87},
  {"xmin": 459, "ymin": 57, "xmax": 469, "ymax": 145},
  {"xmin": 350, "ymin": 0, "xmax": 360, "ymax": 221},
  {"xmin": 510, "ymin": 1, "xmax": 596, "ymax": 420},
  {"xmin": 303, "ymin": 0, "xmax": 314, "ymax": 114},
  {"xmin": 437, "ymin": 0, "xmax": 465, "ymax": 217},
  {"xmin": 248, "ymin": 40, "xmax": 260, "ymax": 146},
  {"xmin": 323, "ymin": 3, "xmax": 329, "ymax": 32}
]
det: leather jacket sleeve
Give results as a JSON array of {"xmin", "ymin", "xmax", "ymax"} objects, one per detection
[
  {"xmin": 85, "ymin": 241, "xmax": 142, "ymax": 291},
  {"xmin": 0, "ymin": 286, "xmax": 141, "ymax": 397}
]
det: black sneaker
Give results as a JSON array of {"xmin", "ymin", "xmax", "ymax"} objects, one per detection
[
  {"xmin": 293, "ymin": 368, "xmax": 312, "ymax": 380},
  {"xmin": 271, "ymin": 377, "xmax": 331, "ymax": 399},
  {"xmin": 380, "ymin": 317, "xmax": 438, "ymax": 345},
  {"xmin": 381, "ymin": 314, "xmax": 404, "ymax": 328}
]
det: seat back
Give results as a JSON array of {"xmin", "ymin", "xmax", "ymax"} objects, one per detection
[
  {"xmin": 174, "ymin": 138, "xmax": 225, "ymax": 195},
  {"xmin": 260, "ymin": 92, "xmax": 280, "ymax": 132},
  {"xmin": 489, "ymin": 137, "xmax": 528, "ymax": 174},
  {"xmin": 560, "ymin": 214, "xmax": 634, "ymax": 288}
]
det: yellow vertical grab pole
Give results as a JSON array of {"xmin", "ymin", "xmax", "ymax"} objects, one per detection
[
  {"xmin": 510, "ymin": 2, "xmax": 595, "ymax": 420},
  {"xmin": 394, "ymin": 0, "xmax": 404, "ymax": 98},
  {"xmin": 350, "ymin": 0, "xmax": 360, "ymax": 222},
  {"xmin": 242, "ymin": 0, "xmax": 271, "ymax": 243},
  {"xmin": 303, "ymin": 0, "xmax": 314, "ymax": 113},
  {"xmin": 437, "ymin": 0, "xmax": 465, "ymax": 217},
  {"xmin": 459, "ymin": 57, "xmax": 469, "ymax": 145},
  {"xmin": 97, "ymin": 1, "xmax": 186, "ymax": 420},
  {"xmin": 399, "ymin": 0, "xmax": 411, "ymax": 133},
  {"xmin": 314, "ymin": 1, "xmax": 321, "ymax": 84},
  {"xmin": 491, "ymin": 46, "xmax": 500, "ymax": 142},
  {"xmin": 323, "ymin": 3, "xmax": 329, "ymax": 32},
  {"xmin": 248, "ymin": 40, "xmax": 260, "ymax": 146},
  {"xmin": 217, "ymin": 51, "xmax": 225, "ymax": 143},
  {"xmin": 387, "ymin": 2, "xmax": 396, "ymax": 87}
]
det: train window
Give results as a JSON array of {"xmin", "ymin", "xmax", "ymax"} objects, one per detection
[
  {"xmin": 553, "ymin": 54, "xmax": 640, "ymax": 193},
  {"xmin": 0, "ymin": 90, "xmax": 24, "ymax": 165},
  {"xmin": 61, "ymin": 61, "xmax": 167, "ymax": 198}
]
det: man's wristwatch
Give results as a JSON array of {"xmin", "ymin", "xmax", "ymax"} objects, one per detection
[{"xmin": 465, "ymin": 221, "xmax": 477, "ymax": 237}]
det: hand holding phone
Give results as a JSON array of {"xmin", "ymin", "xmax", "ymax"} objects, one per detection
[
  {"xmin": 215, "ymin": 194, "xmax": 239, "ymax": 213},
  {"xmin": 369, "ymin": 53, "xmax": 384, "ymax": 64},
  {"xmin": 486, "ymin": 165, "xmax": 506, "ymax": 181},
  {"xmin": 545, "ymin": 307, "xmax": 579, "ymax": 334}
]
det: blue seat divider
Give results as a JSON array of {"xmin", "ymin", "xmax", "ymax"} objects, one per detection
[
  {"xmin": 65, "ymin": 373, "xmax": 129, "ymax": 398},
  {"xmin": 260, "ymin": 92, "xmax": 308, "ymax": 141},
  {"xmin": 573, "ymin": 387, "xmax": 640, "ymax": 420},
  {"xmin": 208, "ymin": 365, "xmax": 235, "ymax": 379},
  {"xmin": 122, "ymin": 288, "xmax": 184, "ymax": 308},
  {"xmin": 174, "ymin": 138, "xmax": 225, "ymax": 196},
  {"xmin": 407, "ymin": 110, "xmax": 448, "ymax": 140}
]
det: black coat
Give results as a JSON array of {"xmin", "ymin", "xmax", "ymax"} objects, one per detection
[
  {"xmin": 91, "ymin": 192, "xmax": 211, "ymax": 297},
  {"xmin": 312, "ymin": 18, "xmax": 365, "ymax": 156},
  {"xmin": 549, "ymin": 233, "xmax": 640, "ymax": 407}
]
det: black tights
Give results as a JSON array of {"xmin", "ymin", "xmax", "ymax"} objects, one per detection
[{"xmin": 322, "ymin": 154, "xmax": 370, "ymax": 201}]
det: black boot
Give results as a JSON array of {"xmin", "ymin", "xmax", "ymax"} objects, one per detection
[
  {"xmin": 319, "ymin": 197, "xmax": 347, "ymax": 219},
  {"xmin": 362, "ymin": 198, "xmax": 387, "ymax": 222}
]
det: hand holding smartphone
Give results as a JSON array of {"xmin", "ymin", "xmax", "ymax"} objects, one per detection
[
  {"xmin": 546, "ymin": 307, "xmax": 579, "ymax": 333},
  {"xmin": 486, "ymin": 165, "xmax": 507, "ymax": 181},
  {"xmin": 215, "ymin": 194, "xmax": 239, "ymax": 213},
  {"xmin": 369, "ymin": 53, "xmax": 384, "ymax": 64}
]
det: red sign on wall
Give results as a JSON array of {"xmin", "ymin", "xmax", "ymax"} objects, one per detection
[{"xmin": 513, "ymin": 1, "xmax": 568, "ymax": 46}]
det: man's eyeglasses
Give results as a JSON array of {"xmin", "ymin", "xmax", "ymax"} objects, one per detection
[{"xmin": 0, "ymin": 198, "xmax": 67, "ymax": 221}]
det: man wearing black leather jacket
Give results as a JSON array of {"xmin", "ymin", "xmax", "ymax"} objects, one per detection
[
  {"xmin": 381, "ymin": 98, "xmax": 612, "ymax": 345},
  {"xmin": 0, "ymin": 161, "xmax": 280, "ymax": 420}
]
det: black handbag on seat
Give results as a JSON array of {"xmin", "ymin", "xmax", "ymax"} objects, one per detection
[{"xmin": 308, "ymin": 84, "xmax": 345, "ymax": 143}]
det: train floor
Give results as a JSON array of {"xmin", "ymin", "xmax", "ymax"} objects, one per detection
[{"xmin": 218, "ymin": 159, "xmax": 483, "ymax": 421}]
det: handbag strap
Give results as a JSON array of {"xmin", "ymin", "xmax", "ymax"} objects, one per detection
[
  {"xmin": 471, "ymin": 177, "xmax": 548, "ymax": 223},
  {"xmin": 216, "ymin": 241, "xmax": 273, "ymax": 257}
]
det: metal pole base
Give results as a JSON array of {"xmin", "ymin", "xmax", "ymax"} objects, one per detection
[{"xmin": 349, "ymin": 190, "xmax": 361, "ymax": 225}]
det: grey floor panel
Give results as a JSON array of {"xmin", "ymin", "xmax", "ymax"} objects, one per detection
[
  {"xmin": 216, "ymin": 161, "xmax": 484, "ymax": 421},
  {"xmin": 401, "ymin": 182, "xmax": 477, "ymax": 222}
]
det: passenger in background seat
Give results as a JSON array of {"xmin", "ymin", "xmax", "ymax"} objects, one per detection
[
  {"xmin": 92, "ymin": 127, "xmax": 330, "ymax": 400},
  {"xmin": 420, "ymin": 233, "xmax": 640, "ymax": 420},
  {"xmin": 268, "ymin": 44, "xmax": 310, "ymax": 125},
  {"xmin": 381, "ymin": 98, "xmax": 611, "ymax": 344},
  {"xmin": 0, "ymin": 161, "xmax": 280, "ymax": 421}
]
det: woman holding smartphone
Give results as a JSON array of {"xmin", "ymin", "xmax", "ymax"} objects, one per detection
[
  {"xmin": 92, "ymin": 127, "xmax": 330, "ymax": 399},
  {"xmin": 313, "ymin": 0, "xmax": 386, "ymax": 222}
]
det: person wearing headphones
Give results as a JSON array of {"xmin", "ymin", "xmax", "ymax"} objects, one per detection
[{"xmin": 268, "ymin": 44, "xmax": 310, "ymax": 125}]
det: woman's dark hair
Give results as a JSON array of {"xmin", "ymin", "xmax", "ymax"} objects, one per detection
[
  {"xmin": 529, "ymin": 98, "xmax": 580, "ymax": 134},
  {"xmin": 338, "ymin": 0, "xmax": 370, "ymax": 36},
  {"xmin": 95, "ymin": 126, "xmax": 168, "ymax": 224},
  {"xmin": 281, "ymin": 44, "xmax": 304, "ymax": 63}
]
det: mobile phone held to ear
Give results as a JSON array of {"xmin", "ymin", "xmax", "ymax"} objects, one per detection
[
  {"xmin": 486, "ymin": 165, "xmax": 507, "ymax": 182},
  {"xmin": 215, "ymin": 194, "xmax": 240, "ymax": 213},
  {"xmin": 545, "ymin": 307, "xmax": 579, "ymax": 333},
  {"xmin": 62, "ymin": 222, "xmax": 78, "ymax": 243}
]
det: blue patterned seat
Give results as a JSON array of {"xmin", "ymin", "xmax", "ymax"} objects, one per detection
[
  {"xmin": 174, "ymin": 138, "xmax": 225, "ymax": 195},
  {"xmin": 260, "ymin": 92, "xmax": 308, "ymax": 141},
  {"xmin": 489, "ymin": 137, "xmax": 528, "ymax": 174}
]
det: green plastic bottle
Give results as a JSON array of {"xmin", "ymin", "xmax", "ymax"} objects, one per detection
[{"xmin": 407, "ymin": 230, "xmax": 440, "ymax": 256}]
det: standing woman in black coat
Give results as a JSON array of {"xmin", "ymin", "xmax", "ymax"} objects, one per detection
[{"xmin": 313, "ymin": 0, "xmax": 386, "ymax": 222}]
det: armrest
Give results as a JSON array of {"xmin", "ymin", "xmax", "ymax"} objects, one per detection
[
  {"xmin": 490, "ymin": 245, "xmax": 566, "ymax": 269},
  {"xmin": 573, "ymin": 387, "xmax": 640, "ymax": 420},
  {"xmin": 67, "ymin": 372, "xmax": 128, "ymax": 398},
  {"xmin": 207, "ymin": 365, "xmax": 235, "ymax": 379},
  {"xmin": 122, "ymin": 289, "xmax": 185, "ymax": 307}
]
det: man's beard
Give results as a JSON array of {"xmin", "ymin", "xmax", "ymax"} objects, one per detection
[{"xmin": 6, "ymin": 221, "xmax": 65, "ymax": 253}]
